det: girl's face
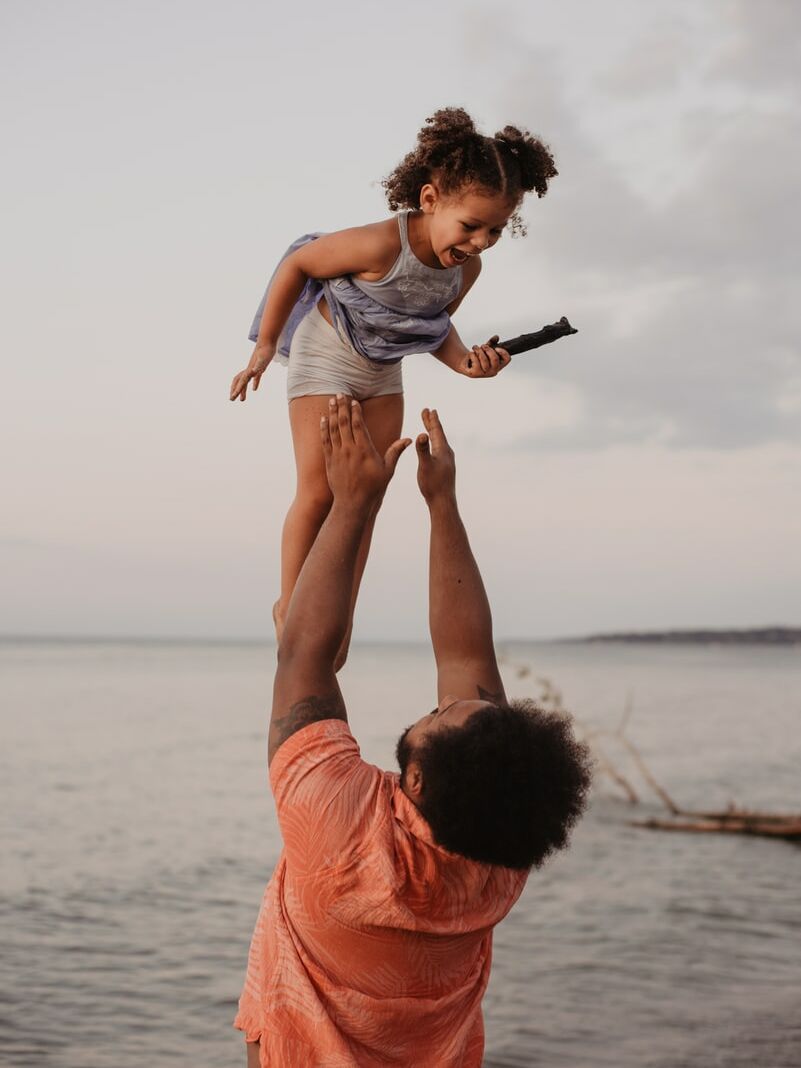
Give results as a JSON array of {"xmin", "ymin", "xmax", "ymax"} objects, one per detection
[{"xmin": 420, "ymin": 184, "xmax": 516, "ymax": 269}]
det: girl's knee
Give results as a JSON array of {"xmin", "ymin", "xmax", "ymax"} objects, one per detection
[{"xmin": 295, "ymin": 482, "xmax": 333, "ymax": 521}]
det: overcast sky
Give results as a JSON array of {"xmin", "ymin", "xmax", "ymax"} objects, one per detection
[{"xmin": 1, "ymin": 0, "xmax": 799, "ymax": 640}]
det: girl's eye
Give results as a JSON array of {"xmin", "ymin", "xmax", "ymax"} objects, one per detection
[{"xmin": 462, "ymin": 223, "xmax": 477, "ymax": 231}]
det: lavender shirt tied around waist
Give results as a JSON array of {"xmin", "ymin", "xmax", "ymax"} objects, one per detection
[{"xmin": 248, "ymin": 212, "xmax": 463, "ymax": 365}]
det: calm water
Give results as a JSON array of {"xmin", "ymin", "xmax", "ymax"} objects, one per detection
[{"xmin": 2, "ymin": 639, "xmax": 800, "ymax": 1067}]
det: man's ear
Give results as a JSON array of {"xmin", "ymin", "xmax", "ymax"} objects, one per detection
[
  {"xmin": 405, "ymin": 759, "xmax": 425, "ymax": 802},
  {"xmin": 419, "ymin": 183, "xmax": 440, "ymax": 215}
]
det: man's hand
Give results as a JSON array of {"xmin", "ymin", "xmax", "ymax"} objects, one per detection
[
  {"xmin": 416, "ymin": 408, "xmax": 457, "ymax": 505},
  {"xmin": 230, "ymin": 342, "xmax": 276, "ymax": 402},
  {"xmin": 320, "ymin": 395, "xmax": 411, "ymax": 509}
]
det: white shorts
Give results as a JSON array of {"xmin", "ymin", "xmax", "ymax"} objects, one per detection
[{"xmin": 286, "ymin": 304, "xmax": 404, "ymax": 403}]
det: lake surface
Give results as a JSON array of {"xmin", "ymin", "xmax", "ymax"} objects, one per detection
[{"xmin": 2, "ymin": 639, "xmax": 800, "ymax": 1067}]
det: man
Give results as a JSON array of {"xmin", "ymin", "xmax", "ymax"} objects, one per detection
[{"xmin": 236, "ymin": 397, "xmax": 591, "ymax": 1067}]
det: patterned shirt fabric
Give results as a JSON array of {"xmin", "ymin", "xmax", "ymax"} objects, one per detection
[{"xmin": 234, "ymin": 720, "xmax": 528, "ymax": 1067}]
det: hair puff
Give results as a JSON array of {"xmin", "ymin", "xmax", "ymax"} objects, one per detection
[{"xmin": 382, "ymin": 107, "xmax": 558, "ymax": 236}]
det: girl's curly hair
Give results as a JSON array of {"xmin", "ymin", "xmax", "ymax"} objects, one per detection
[{"xmin": 382, "ymin": 107, "xmax": 558, "ymax": 236}]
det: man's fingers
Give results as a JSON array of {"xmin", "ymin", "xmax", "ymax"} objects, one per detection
[
  {"xmin": 350, "ymin": 398, "xmax": 370, "ymax": 445},
  {"xmin": 422, "ymin": 408, "xmax": 447, "ymax": 452},
  {"xmin": 384, "ymin": 437, "xmax": 412, "ymax": 475},
  {"xmin": 327, "ymin": 397, "xmax": 341, "ymax": 447},
  {"xmin": 320, "ymin": 414, "xmax": 332, "ymax": 456},
  {"xmin": 336, "ymin": 393, "xmax": 354, "ymax": 443},
  {"xmin": 252, "ymin": 372, "xmax": 262, "ymax": 392},
  {"xmin": 416, "ymin": 432, "xmax": 430, "ymax": 458}
]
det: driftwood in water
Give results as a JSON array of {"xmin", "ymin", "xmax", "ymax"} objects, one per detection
[
  {"xmin": 498, "ymin": 653, "xmax": 801, "ymax": 843},
  {"xmin": 632, "ymin": 812, "xmax": 801, "ymax": 840}
]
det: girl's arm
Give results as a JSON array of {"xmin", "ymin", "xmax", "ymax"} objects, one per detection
[
  {"xmin": 230, "ymin": 223, "xmax": 398, "ymax": 402},
  {"xmin": 433, "ymin": 258, "xmax": 510, "ymax": 379}
]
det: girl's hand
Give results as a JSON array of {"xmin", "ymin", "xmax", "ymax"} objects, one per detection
[
  {"xmin": 461, "ymin": 335, "xmax": 511, "ymax": 378},
  {"xmin": 229, "ymin": 343, "xmax": 276, "ymax": 402}
]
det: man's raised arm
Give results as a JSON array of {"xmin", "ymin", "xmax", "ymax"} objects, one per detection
[
  {"xmin": 415, "ymin": 408, "xmax": 507, "ymax": 706},
  {"xmin": 269, "ymin": 396, "xmax": 410, "ymax": 764}
]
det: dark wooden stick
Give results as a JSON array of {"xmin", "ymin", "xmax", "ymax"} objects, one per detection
[
  {"xmin": 500, "ymin": 316, "xmax": 578, "ymax": 355},
  {"xmin": 467, "ymin": 316, "xmax": 578, "ymax": 368}
]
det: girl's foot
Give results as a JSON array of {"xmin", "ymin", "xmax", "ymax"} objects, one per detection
[{"xmin": 272, "ymin": 599, "xmax": 285, "ymax": 649}]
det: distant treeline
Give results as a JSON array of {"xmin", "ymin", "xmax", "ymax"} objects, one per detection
[{"xmin": 578, "ymin": 627, "xmax": 801, "ymax": 646}]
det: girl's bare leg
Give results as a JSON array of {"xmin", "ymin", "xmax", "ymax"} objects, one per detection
[
  {"xmin": 276, "ymin": 395, "xmax": 338, "ymax": 642},
  {"xmin": 276, "ymin": 392, "xmax": 404, "ymax": 667},
  {"xmin": 246, "ymin": 1039, "xmax": 260, "ymax": 1067},
  {"xmin": 334, "ymin": 391, "xmax": 404, "ymax": 670}
]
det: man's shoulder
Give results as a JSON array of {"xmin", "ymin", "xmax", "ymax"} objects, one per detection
[
  {"xmin": 269, "ymin": 692, "xmax": 349, "ymax": 768},
  {"xmin": 270, "ymin": 717, "xmax": 360, "ymax": 785},
  {"xmin": 270, "ymin": 719, "xmax": 390, "ymax": 824},
  {"xmin": 270, "ymin": 721, "xmax": 395, "ymax": 875}
]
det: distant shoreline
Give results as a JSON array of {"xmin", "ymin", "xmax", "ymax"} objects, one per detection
[
  {"xmin": 2, "ymin": 627, "xmax": 800, "ymax": 646},
  {"xmin": 574, "ymin": 627, "xmax": 801, "ymax": 646}
]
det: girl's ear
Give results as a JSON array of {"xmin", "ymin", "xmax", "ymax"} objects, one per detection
[{"xmin": 419, "ymin": 182, "xmax": 439, "ymax": 214}]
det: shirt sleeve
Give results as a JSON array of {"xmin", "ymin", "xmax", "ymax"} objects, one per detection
[{"xmin": 269, "ymin": 719, "xmax": 386, "ymax": 876}]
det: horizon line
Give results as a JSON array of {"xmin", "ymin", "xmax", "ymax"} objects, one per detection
[{"xmin": 1, "ymin": 625, "xmax": 799, "ymax": 647}]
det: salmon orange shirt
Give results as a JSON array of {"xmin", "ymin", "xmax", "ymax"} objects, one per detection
[{"xmin": 235, "ymin": 719, "xmax": 528, "ymax": 1067}]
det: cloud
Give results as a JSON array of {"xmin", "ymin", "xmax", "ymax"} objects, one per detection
[
  {"xmin": 595, "ymin": 15, "xmax": 697, "ymax": 97},
  {"xmin": 705, "ymin": 0, "xmax": 801, "ymax": 95},
  {"xmin": 484, "ymin": 4, "xmax": 801, "ymax": 451}
]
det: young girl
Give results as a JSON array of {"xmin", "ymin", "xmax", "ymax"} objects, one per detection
[{"xmin": 229, "ymin": 107, "xmax": 557, "ymax": 667}]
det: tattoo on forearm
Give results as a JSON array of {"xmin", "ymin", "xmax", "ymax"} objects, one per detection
[
  {"xmin": 270, "ymin": 691, "xmax": 347, "ymax": 757},
  {"xmin": 478, "ymin": 685, "xmax": 505, "ymax": 706}
]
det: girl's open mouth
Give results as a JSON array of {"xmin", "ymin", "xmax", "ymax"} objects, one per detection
[{"xmin": 450, "ymin": 248, "xmax": 469, "ymax": 265}]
